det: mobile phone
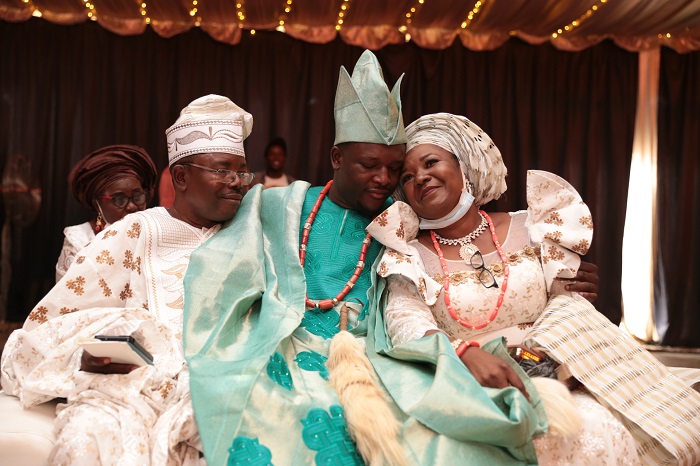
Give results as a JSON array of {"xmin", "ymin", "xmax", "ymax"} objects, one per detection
[
  {"xmin": 95, "ymin": 335, "xmax": 153, "ymax": 363},
  {"xmin": 508, "ymin": 346, "xmax": 541, "ymax": 363},
  {"xmin": 78, "ymin": 334, "xmax": 154, "ymax": 366}
]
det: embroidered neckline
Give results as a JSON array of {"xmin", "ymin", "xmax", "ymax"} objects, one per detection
[
  {"xmin": 299, "ymin": 180, "xmax": 372, "ymax": 310},
  {"xmin": 430, "ymin": 210, "xmax": 510, "ymax": 330}
]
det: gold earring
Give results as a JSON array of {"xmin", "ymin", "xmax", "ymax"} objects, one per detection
[{"xmin": 95, "ymin": 212, "xmax": 104, "ymax": 233}]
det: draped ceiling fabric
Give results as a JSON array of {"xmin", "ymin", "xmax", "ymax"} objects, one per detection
[{"xmin": 2, "ymin": 0, "xmax": 700, "ymax": 52}]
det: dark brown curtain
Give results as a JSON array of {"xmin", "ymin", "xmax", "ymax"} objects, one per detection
[
  {"xmin": 658, "ymin": 48, "xmax": 700, "ymax": 347},
  {"xmin": 0, "ymin": 19, "xmax": 637, "ymax": 323}
]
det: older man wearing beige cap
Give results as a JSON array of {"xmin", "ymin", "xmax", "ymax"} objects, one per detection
[{"xmin": 0, "ymin": 94, "xmax": 254, "ymax": 465}]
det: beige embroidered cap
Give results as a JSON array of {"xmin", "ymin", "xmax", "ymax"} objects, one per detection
[
  {"xmin": 334, "ymin": 50, "xmax": 406, "ymax": 146},
  {"xmin": 166, "ymin": 94, "xmax": 253, "ymax": 166}
]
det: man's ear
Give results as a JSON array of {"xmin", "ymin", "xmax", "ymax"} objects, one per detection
[
  {"xmin": 330, "ymin": 146, "xmax": 342, "ymax": 170},
  {"xmin": 170, "ymin": 165, "xmax": 187, "ymax": 192}
]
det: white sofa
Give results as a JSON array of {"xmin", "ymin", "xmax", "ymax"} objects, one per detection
[{"xmin": 0, "ymin": 391, "xmax": 56, "ymax": 466}]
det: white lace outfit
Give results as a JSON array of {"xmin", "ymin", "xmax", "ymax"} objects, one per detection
[
  {"xmin": 367, "ymin": 171, "xmax": 646, "ymax": 466},
  {"xmin": 1, "ymin": 207, "xmax": 219, "ymax": 465},
  {"xmin": 55, "ymin": 221, "xmax": 95, "ymax": 282}
]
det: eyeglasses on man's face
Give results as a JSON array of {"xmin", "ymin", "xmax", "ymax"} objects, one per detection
[
  {"xmin": 98, "ymin": 192, "xmax": 147, "ymax": 209},
  {"xmin": 470, "ymin": 250, "xmax": 499, "ymax": 289},
  {"xmin": 183, "ymin": 163, "xmax": 255, "ymax": 185}
]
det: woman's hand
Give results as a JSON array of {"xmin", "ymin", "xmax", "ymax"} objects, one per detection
[
  {"xmin": 460, "ymin": 347, "xmax": 529, "ymax": 399},
  {"xmin": 565, "ymin": 260, "xmax": 599, "ymax": 303},
  {"xmin": 80, "ymin": 351, "xmax": 139, "ymax": 374}
]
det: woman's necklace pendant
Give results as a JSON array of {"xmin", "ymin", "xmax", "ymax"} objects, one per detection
[{"xmin": 459, "ymin": 243, "xmax": 479, "ymax": 262}]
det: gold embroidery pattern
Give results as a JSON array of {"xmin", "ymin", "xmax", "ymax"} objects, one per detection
[
  {"xmin": 378, "ymin": 262, "xmax": 388, "ymax": 275},
  {"xmin": 28, "ymin": 306, "xmax": 49, "ymax": 324},
  {"xmin": 544, "ymin": 212, "xmax": 564, "ymax": 226},
  {"xmin": 123, "ymin": 250, "xmax": 142, "ymax": 274},
  {"xmin": 127, "ymin": 222, "xmax": 141, "ymax": 239},
  {"xmin": 579, "ymin": 215, "xmax": 594, "ymax": 230},
  {"xmin": 96, "ymin": 250, "xmax": 115, "ymax": 266},
  {"xmin": 517, "ymin": 322, "xmax": 534, "ymax": 330},
  {"xmin": 546, "ymin": 245, "xmax": 565, "ymax": 262},
  {"xmin": 59, "ymin": 307, "xmax": 78, "ymax": 315},
  {"xmin": 103, "ymin": 230, "xmax": 118, "ymax": 239},
  {"xmin": 386, "ymin": 250, "xmax": 410, "ymax": 264},
  {"xmin": 159, "ymin": 380, "xmax": 174, "ymax": 399},
  {"xmin": 544, "ymin": 231, "xmax": 563, "ymax": 244},
  {"xmin": 99, "ymin": 278, "xmax": 112, "ymax": 297},
  {"xmin": 119, "ymin": 283, "xmax": 133, "ymax": 301},
  {"xmin": 505, "ymin": 247, "xmax": 539, "ymax": 266},
  {"xmin": 396, "ymin": 222, "xmax": 405, "ymax": 239},
  {"xmin": 571, "ymin": 239, "xmax": 590, "ymax": 254},
  {"xmin": 76, "ymin": 256, "xmax": 85, "ymax": 264},
  {"xmin": 418, "ymin": 278, "xmax": 427, "ymax": 300},
  {"xmin": 66, "ymin": 276, "xmax": 86, "ymax": 296},
  {"xmin": 375, "ymin": 210, "xmax": 388, "ymax": 227},
  {"xmin": 432, "ymin": 271, "xmax": 481, "ymax": 286},
  {"xmin": 142, "ymin": 302, "xmax": 149, "ymax": 310}
]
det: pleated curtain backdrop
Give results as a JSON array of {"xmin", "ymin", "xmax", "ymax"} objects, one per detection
[
  {"xmin": 657, "ymin": 48, "xmax": 700, "ymax": 347},
  {"xmin": 1, "ymin": 19, "xmax": 637, "ymax": 325}
]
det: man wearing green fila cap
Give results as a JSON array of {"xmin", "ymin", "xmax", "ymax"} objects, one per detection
[{"xmin": 184, "ymin": 51, "xmax": 549, "ymax": 465}]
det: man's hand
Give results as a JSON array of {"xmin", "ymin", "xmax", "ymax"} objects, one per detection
[
  {"xmin": 80, "ymin": 351, "xmax": 139, "ymax": 374},
  {"xmin": 460, "ymin": 347, "xmax": 529, "ymax": 399},
  {"xmin": 565, "ymin": 260, "xmax": 599, "ymax": 303}
]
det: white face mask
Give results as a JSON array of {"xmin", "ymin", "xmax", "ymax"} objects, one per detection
[
  {"xmin": 418, "ymin": 189, "xmax": 475, "ymax": 230},
  {"xmin": 418, "ymin": 166, "xmax": 475, "ymax": 230}
]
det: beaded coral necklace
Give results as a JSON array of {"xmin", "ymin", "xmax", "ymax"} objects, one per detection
[
  {"xmin": 299, "ymin": 180, "xmax": 373, "ymax": 310},
  {"xmin": 430, "ymin": 210, "xmax": 509, "ymax": 330}
]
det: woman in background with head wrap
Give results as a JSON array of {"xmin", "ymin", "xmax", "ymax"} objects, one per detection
[
  {"xmin": 55, "ymin": 144, "xmax": 157, "ymax": 280},
  {"xmin": 367, "ymin": 113, "xmax": 700, "ymax": 465}
]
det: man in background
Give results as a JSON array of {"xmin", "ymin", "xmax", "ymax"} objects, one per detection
[{"xmin": 251, "ymin": 136, "xmax": 297, "ymax": 188}]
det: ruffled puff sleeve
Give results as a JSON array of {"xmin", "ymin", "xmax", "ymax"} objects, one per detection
[
  {"xmin": 367, "ymin": 201, "xmax": 444, "ymax": 306},
  {"xmin": 525, "ymin": 170, "xmax": 594, "ymax": 293},
  {"xmin": 367, "ymin": 202, "xmax": 445, "ymax": 345}
]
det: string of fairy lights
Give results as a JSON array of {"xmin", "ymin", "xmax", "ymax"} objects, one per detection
[
  {"xmin": 551, "ymin": 0, "xmax": 608, "ymax": 38},
  {"xmin": 398, "ymin": 0, "xmax": 425, "ymax": 41},
  {"xmin": 277, "ymin": 0, "xmax": 293, "ymax": 32},
  {"xmin": 460, "ymin": 1, "xmax": 484, "ymax": 30},
  {"xmin": 140, "ymin": 2, "xmax": 150, "ymax": 25},
  {"xmin": 335, "ymin": 0, "xmax": 351, "ymax": 31},
  {"xmin": 189, "ymin": 0, "xmax": 202, "ymax": 27},
  {"xmin": 16, "ymin": 0, "xmax": 686, "ymax": 44},
  {"xmin": 83, "ymin": 0, "xmax": 96, "ymax": 21}
]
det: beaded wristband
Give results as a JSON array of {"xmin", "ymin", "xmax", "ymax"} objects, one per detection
[
  {"xmin": 450, "ymin": 339, "xmax": 465, "ymax": 352},
  {"xmin": 456, "ymin": 340, "xmax": 481, "ymax": 357}
]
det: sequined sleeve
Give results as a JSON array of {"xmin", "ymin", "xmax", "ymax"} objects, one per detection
[{"xmin": 384, "ymin": 274, "xmax": 441, "ymax": 346}]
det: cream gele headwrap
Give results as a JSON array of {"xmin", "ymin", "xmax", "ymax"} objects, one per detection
[
  {"xmin": 402, "ymin": 113, "xmax": 507, "ymax": 207},
  {"xmin": 334, "ymin": 50, "xmax": 407, "ymax": 146},
  {"xmin": 166, "ymin": 94, "xmax": 253, "ymax": 166}
]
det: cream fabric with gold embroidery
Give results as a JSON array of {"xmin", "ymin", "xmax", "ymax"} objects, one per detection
[
  {"xmin": 367, "ymin": 171, "xmax": 590, "ymax": 345},
  {"xmin": 526, "ymin": 170, "xmax": 593, "ymax": 292},
  {"xmin": 0, "ymin": 207, "xmax": 218, "ymax": 466},
  {"xmin": 524, "ymin": 295, "xmax": 700, "ymax": 466},
  {"xmin": 367, "ymin": 172, "xmax": 641, "ymax": 466}
]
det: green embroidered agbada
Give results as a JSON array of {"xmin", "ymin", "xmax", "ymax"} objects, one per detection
[{"xmin": 184, "ymin": 182, "xmax": 547, "ymax": 466}]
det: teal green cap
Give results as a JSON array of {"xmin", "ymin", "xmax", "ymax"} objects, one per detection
[{"xmin": 333, "ymin": 50, "xmax": 407, "ymax": 146}]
